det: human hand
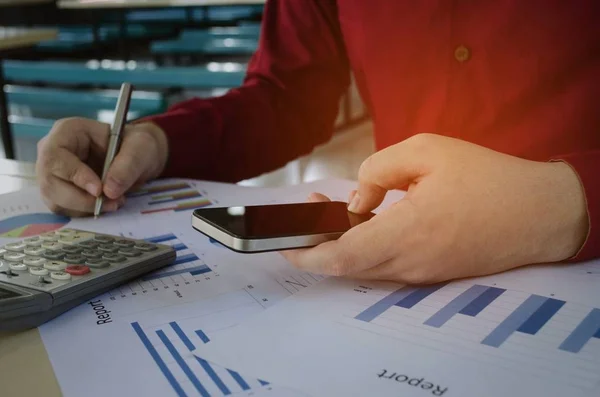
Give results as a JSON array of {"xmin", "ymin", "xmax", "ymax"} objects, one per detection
[
  {"xmin": 281, "ymin": 134, "xmax": 589, "ymax": 284},
  {"xmin": 36, "ymin": 117, "xmax": 169, "ymax": 216}
]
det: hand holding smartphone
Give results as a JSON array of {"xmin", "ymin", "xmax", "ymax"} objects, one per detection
[{"xmin": 191, "ymin": 201, "xmax": 375, "ymax": 253}]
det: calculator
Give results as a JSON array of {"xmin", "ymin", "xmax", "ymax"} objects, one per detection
[{"xmin": 0, "ymin": 229, "xmax": 176, "ymax": 332}]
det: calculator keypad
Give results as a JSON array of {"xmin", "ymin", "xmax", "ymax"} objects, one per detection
[{"xmin": 0, "ymin": 229, "xmax": 172, "ymax": 294}]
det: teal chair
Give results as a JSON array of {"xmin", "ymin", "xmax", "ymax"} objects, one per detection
[{"xmin": 3, "ymin": 60, "xmax": 246, "ymax": 89}]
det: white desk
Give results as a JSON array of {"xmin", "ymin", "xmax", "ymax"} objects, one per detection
[
  {"xmin": 0, "ymin": 28, "xmax": 57, "ymax": 159},
  {"xmin": 58, "ymin": 0, "xmax": 265, "ymax": 9}
]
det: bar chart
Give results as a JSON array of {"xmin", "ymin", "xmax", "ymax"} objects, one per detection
[
  {"xmin": 132, "ymin": 320, "xmax": 271, "ymax": 397},
  {"xmin": 127, "ymin": 181, "xmax": 212, "ymax": 215},
  {"xmin": 142, "ymin": 233, "xmax": 212, "ymax": 281},
  {"xmin": 351, "ymin": 282, "xmax": 600, "ymax": 389}
]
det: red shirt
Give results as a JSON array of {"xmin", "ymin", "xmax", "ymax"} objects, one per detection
[{"xmin": 146, "ymin": 0, "xmax": 600, "ymax": 262}]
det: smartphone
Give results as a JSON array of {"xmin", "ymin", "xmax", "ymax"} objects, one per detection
[{"xmin": 191, "ymin": 201, "xmax": 375, "ymax": 253}]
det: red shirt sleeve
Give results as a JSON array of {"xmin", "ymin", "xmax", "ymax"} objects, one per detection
[
  {"xmin": 143, "ymin": 0, "xmax": 350, "ymax": 183},
  {"xmin": 552, "ymin": 150, "xmax": 600, "ymax": 262}
]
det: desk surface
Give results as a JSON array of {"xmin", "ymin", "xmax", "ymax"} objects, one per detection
[
  {"xmin": 0, "ymin": 159, "xmax": 62, "ymax": 397},
  {"xmin": 0, "ymin": 27, "xmax": 57, "ymax": 51},
  {"xmin": 58, "ymin": 0, "xmax": 264, "ymax": 9}
]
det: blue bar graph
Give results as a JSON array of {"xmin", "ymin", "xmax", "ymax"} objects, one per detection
[
  {"xmin": 145, "ymin": 234, "xmax": 177, "ymax": 244},
  {"xmin": 355, "ymin": 286, "xmax": 421, "ymax": 322},
  {"xmin": 228, "ymin": 370, "xmax": 251, "ymax": 391},
  {"xmin": 142, "ymin": 264, "xmax": 211, "ymax": 281},
  {"xmin": 175, "ymin": 254, "xmax": 199, "ymax": 266},
  {"xmin": 355, "ymin": 283, "xmax": 449, "ymax": 322},
  {"xmin": 196, "ymin": 329, "xmax": 210, "ymax": 344},
  {"xmin": 131, "ymin": 322, "xmax": 187, "ymax": 397},
  {"xmin": 517, "ymin": 298, "xmax": 565, "ymax": 335},
  {"xmin": 190, "ymin": 266, "xmax": 211, "ymax": 276},
  {"xmin": 172, "ymin": 243, "xmax": 186, "ymax": 251},
  {"xmin": 481, "ymin": 295, "xmax": 549, "ymax": 347},
  {"xmin": 170, "ymin": 322, "xmax": 194, "ymax": 350},
  {"xmin": 156, "ymin": 330, "xmax": 211, "ymax": 397},
  {"xmin": 459, "ymin": 286, "xmax": 506, "ymax": 317},
  {"xmin": 424, "ymin": 285, "xmax": 493, "ymax": 328},
  {"xmin": 133, "ymin": 320, "xmax": 269, "ymax": 396},
  {"xmin": 195, "ymin": 357, "xmax": 232, "ymax": 395},
  {"xmin": 395, "ymin": 283, "xmax": 448, "ymax": 309},
  {"xmin": 559, "ymin": 308, "xmax": 600, "ymax": 353}
]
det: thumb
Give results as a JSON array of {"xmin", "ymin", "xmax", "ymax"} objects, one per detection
[
  {"xmin": 348, "ymin": 136, "xmax": 430, "ymax": 213},
  {"xmin": 103, "ymin": 134, "xmax": 154, "ymax": 199}
]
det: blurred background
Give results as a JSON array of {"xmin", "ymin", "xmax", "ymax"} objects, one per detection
[{"xmin": 0, "ymin": 0, "xmax": 375, "ymax": 187}]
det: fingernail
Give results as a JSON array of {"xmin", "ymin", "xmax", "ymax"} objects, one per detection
[
  {"xmin": 348, "ymin": 192, "xmax": 360, "ymax": 212},
  {"xmin": 85, "ymin": 183, "xmax": 100, "ymax": 197},
  {"xmin": 104, "ymin": 177, "xmax": 123, "ymax": 198}
]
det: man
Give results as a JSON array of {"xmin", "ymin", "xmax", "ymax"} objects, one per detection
[{"xmin": 36, "ymin": 1, "xmax": 599, "ymax": 284}]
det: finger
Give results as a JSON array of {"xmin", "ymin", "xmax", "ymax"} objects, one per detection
[
  {"xmin": 282, "ymin": 201, "xmax": 412, "ymax": 276},
  {"xmin": 307, "ymin": 192, "xmax": 331, "ymax": 202},
  {"xmin": 349, "ymin": 134, "xmax": 436, "ymax": 214},
  {"xmin": 40, "ymin": 148, "xmax": 103, "ymax": 197},
  {"xmin": 49, "ymin": 117, "xmax": 111, "ymax": 155},
  {"xmin": 42, "ymin": 176, "xmax": 122, "ymax": 214},
  {"xmin": 103, "ymin": 134, "xmax": 155, "ymax": 199}
]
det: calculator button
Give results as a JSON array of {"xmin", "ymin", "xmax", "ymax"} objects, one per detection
[
  {"xmin": 94, "ymin": 235, "xmax": 114, "ymax": 243},
  {"xmin": 24, "ymin": 237, "xmax": 43, "ymax": 246},
  {"xmin": 29, "ymin": 267, "xmax": 49, "ymax": 276},
  {"xmin": 118, "ymin": 248, "xmax": 142, "ymax": 257},
  {"xmin": 81, "ymin": 249, "xmax": 103, "ymax": 259},
  {"xmin": 24, "ymin": 247, "xmax": 46, "ymax": 256},
  {"xmin": 5, "ymin": 242, "xmax": 27, "ymax": 252},
  {"xmin": 62, "ymin": 245, "xmax": 83, "ymax": 254},
  {"xmin": 9, "ymin": 263, "xmax": 27, "ymax": 272},
  {"xmin": 40, "ymin": 233, "xmax": 59, "ymax": 242},
  {"xmin": 113, "ymin": 239, "xmax": 135, "ymax": 248},
  {"xmin": 4, "ymin": 252, "xmax": 26, "ymax": 262},
  {"xmin": 64, "ymin": 254, "xmax": 86, "ymax": 264},
  {"xmin": 134, "ymin": 243, "xmax": 157, "ymax": 252},
  {"xmin": 98, "ymin": 244, "xmax": 119, "ymax": 253},
  {"xmin": 50, "ymin": 271, "xmax": 71, "ymax": 281},
  {"xmin": 59, "ymin": 232, "xmax": 94, "ymax": 245},
  {"xmin": 102, "ymin": 253, "xmax": 127, "ymax": 262},
  {"xmin": 65, "ymin": 265, "xmax": 90, "ymax": 276},
  {"xmin": 43, "ymin": 250, "xmax": 65, "ymax": 260},
  {"xmin": 85, "ymin": 259, "xmax": 110, "ymax": 269},
  {"xmin": 24, "ymin": 256, "xmax": 47, "ymax": 267},
  {"xmin": 57, "ymin": 228, "xmax": 76, "ymax": 236},
  {"xmin": 42, "ymin": 241, "xmax": 64, "ymax": 250},
  {"xmin": 44, "ymin": 260, "xmax": 67, "ymax": 271},
  {"xmin": 78, "ymin": 241, "xmax": 99, "ymax": 249}
]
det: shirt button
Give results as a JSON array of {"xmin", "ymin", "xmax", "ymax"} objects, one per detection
[{"xmin": 454, "ymin": 45, "xmax": 470, "ymax": 62}]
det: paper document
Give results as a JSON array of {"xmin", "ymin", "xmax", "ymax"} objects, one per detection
[
  {"xmin": 193, "ymin": 262, "xmax": 600, "ymax": 397},
  {"xmin": 0, "ymin": 177, "xmax": 401, "ymax": 396}
]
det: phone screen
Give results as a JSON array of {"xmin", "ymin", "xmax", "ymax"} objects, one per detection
[{"xmin": 193, "ymin": 201, "xmax": 374, "ymax": 239}]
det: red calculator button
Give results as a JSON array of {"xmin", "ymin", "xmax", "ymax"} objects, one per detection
[{"xmin": 65, "ymin": 265, "xmax": 90, "ymax": 276}]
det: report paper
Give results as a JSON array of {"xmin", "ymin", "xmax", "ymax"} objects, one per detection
[
  {"xmin": 0, "ymin": 177, "xmax": 403, "ymax": 396},
  {"xmin": 194, "ymin": 263, "xmax": 600, "ymax": 397}
]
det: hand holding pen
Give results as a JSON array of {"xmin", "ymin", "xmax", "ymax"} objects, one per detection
[{"xmin": 94, "ymin": 83, "xmax": 133, "ymax": 218}]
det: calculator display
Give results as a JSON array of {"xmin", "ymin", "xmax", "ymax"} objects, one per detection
[{"xmin": 0, "ymin": 288, "xmax": 19, "ymax": 300}]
